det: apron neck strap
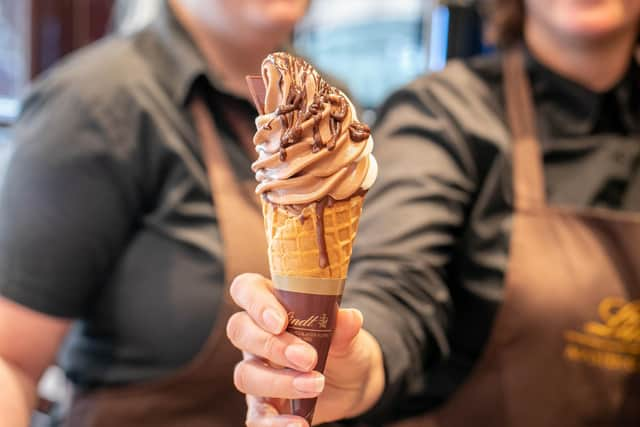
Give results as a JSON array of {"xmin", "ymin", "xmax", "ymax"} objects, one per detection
[
  {"xmin": 503, "ymin": 47, "xmax": 547, "ymax": 210},
  {"xmin": 190, "ymin": 97, "xmax": 270, "ymax": 285}
]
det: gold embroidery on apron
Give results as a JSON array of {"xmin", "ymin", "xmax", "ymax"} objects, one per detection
[{"xmin": 564, "ymin": 298, "xmax": 640, "ymax": 372}]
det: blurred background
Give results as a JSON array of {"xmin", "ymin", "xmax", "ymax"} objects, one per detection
[
  {"xmin": 0, "ymin": 0, "xmax": 486, "ymax": 123},
  {"xmin": 0, "ymin": 0, "xmax": 486, "ymax": 184},
  {"xmin": 0, "ymin": 1, "xmax": 486, "ymax": 424}
]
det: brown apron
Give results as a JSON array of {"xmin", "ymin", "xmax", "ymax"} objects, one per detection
[
  {"xmin": 392, "ymin": 48, "xmax": 640, "ymax": 427},
  {"xmin": 63, "ymin": 97, "xmax": 269, "ymax": 427}
]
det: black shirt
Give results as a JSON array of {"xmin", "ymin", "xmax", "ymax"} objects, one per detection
[
  {"xmin": 343, "ymin": 49, "xmax": 640, "ymax": 421},
  {"xmin": 0, "ymin": 4, "xmax": 258, "ymax": 387}
]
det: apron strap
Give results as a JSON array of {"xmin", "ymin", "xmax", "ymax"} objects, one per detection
[
  {"xmin": 190, "ymin": 98, "xmax": 270, "ymax": 289},
  {"xmin": 222, "ymin": 98, "xmax": 260, "ymax": 161},
  {"xmin": 503, "ymin": 48, "xmax": 547, "ymax": 210}
]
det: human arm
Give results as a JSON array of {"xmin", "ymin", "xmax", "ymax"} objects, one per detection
[
  {"xmin": 0, "ymin": 73, "xmax": 142, "ymax": 424},
  {"xmin": 340, "ymin": 80, "xmax": 479, "ymax": 420},
  {"xmin": 227, "ymin": 76, "xmax": 479, "ymax": 425},
  {"xmin": 0, "ymin": 298, "xmax": 71, "ymax": 426}
]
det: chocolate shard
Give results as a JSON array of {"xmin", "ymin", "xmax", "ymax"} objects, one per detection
[{"xmin": 245, "ymin": 75, "xmax": 266, "ymax": 115}]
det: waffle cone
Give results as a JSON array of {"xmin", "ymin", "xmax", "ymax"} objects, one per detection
[{"xmin": 262, "ymin": 195, "xmax": 364, "ymax": 279}]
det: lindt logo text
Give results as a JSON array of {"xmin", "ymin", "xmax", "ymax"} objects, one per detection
[{"xmin": 288, "ymin": 312, "xmax": 329, "ymax": 329}]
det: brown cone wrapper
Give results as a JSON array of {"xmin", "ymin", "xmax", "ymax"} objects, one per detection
[
  {"xmin": 272, "ymin": 275, "xmax": 346, "ymax": 424},
  {"xmin": 245, "ymin": 75, "xmax": 266, "ymax": 115}
]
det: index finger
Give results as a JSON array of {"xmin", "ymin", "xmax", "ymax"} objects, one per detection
[{"xmin": 230, "ymin": 273, "xmax": 288, "ymax": 335}]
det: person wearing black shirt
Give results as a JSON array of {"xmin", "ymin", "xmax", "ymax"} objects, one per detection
[
  {"xmin": 0, "ymin": 1, "xmax": 310, "ymax": 426},
  {"xmin": 227, "ymin": 0, "xmax": 640, "ymax": 426}
]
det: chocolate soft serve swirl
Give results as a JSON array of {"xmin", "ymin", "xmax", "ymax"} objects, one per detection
[{"xmin": 251, "ymin": 52, "xmax": 377, "ymax": 207}]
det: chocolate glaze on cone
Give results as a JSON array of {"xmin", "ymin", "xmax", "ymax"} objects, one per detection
[{"xmin": 272, "ymin": 276, "xmax": 345, "ymax": 424}]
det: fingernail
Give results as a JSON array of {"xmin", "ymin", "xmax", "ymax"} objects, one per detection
[
  {"xmin": 285, "ymin": 344, "xmax": 316, "ymax": 371},
  {"xmin": 263, "ymin": 308, "xmax": 284, "ymax": 334},
  {"xmin": 293, "ymin": 372, "xmax": 325, "ymax": 394},
  {"xmin": 350, "ymin": 308, "xmax": 364, "ymax": 325},
  {"xmin": 287, "ymin": 423, "xmax": 303, "ymax": 427}
]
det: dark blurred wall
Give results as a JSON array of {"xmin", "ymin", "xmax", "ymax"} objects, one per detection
[
  {"xmin": 31, "ymin": 0, "xmax": 115, "ymax": 78},
  {"xmin": 446, "ymin": 3, "xmax": 486, "ymax": 59}
]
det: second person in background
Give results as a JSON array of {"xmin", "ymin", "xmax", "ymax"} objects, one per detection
[{"xmin": 228, "ymin": 0, "xmax": 640, "ymax": 426}]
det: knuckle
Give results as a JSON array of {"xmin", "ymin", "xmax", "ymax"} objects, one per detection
[
  {"xmin": 231, "ymin": 274, "xmax": 268, "ymax": 314},
  {"xmin": 262, "ymin": 333, "xmax": 280, "ymax": 360},
  {"xmin": 248, "ymin": 299, "xmax": 266, "ymax": 321},
  {"xmin": 230, "ymin": 273, "xmax": 264, "ymax": 303},
  {"xmin": 229, "ymin": 274, "xmax": 249, "ymax": 303},
  {"xmin": 245, "ymin": 420, "xmax": 261, "ymax": 427},
  {"xmin": 226, "ymin": 312, "xmax": 246, "ymax": 347},
  {"xmin": 233, "ymin": 362, "xmax": 249, "ymax": 393}
]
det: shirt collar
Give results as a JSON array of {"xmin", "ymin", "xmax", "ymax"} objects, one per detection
[
  {"xmin": 133, "ymin": 2, "xmax": 213, "ymax": 105},
  {"xmin": 523, "ymin": 45, "xmax": 640, "ymax": 136},
  {"xmin": 133, "ymin": 4, "xmax": 293, "ymax": 110},
  {"xmin": 615, "ymin": 54, "xmax": 640, "ymax": 133}
]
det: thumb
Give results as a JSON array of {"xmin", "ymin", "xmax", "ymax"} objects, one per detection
[{"xmin": 329, "ymin": 308, "xmax": 364, "ymax": 357}]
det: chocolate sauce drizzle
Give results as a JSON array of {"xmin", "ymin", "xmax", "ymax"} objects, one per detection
[
  {"xmin": 263, "ymin": 53, "xmax": 371, "ymax": 269},
  {"xmin": 348, "ymin": 122, "xmax": 371, "ymax": 142},
  {"xmin": 264, "ymin": 53, "xmax": 370, "ymax": 160},
  {"xmin": 315, "ymin": 197, "xmax": 330, "ymax": 269}
]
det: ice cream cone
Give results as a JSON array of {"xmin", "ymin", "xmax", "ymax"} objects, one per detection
[
  {"xmin": 246, "ymin": 52, "xmax": 377, "ymax": 424},
  {"xmin": 263, "ymin": 195, "xmax": 364, "ymax": 279},
  {"xmin": 263, "ymin": 195, "xmax": 364, "ymax": 423}
]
